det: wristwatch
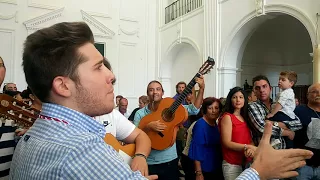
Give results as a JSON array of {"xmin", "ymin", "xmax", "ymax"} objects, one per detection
[{"xmin": 273, "ymin": 122, "xmax": 279, "ymax": 127}]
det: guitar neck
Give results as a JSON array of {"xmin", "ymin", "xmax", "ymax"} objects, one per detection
[{"xmin": 169, "ymin": 73, "xmax": 201, "ymax": 112}]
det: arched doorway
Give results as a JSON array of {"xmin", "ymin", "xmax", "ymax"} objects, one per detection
[
  {"xmin": 160, "ymin": 40, "xmax": 201, "ymax": 97},
  {"xmin": 241, "ymin": 14, "xmax": 313, "ymax": 103},
  {"xmin": 219, "ymin": 4, "xmax": 316, "ymax": 98}
]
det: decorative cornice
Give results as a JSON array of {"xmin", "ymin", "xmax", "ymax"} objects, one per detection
[
  {"xmin": 80, "ymin": 10, "xmax": 115, "ymax": 39},
  {"xmin": 23, "ymin": 8, "xmax": 64, "ymax": 30},
  {"xmin": 118, "ymin": 25, "xmax": 139, "ymax": 37},
  {"xmin": 0, "ymin": 0, "xmax": 17, "ymax": 5},
  {"xmin": 27, "ymin": 0, "xmax": 59, "ymax": 10},
  {"xmin": 0, "ymin": 11, "xmax": 18, "ymax": 23}
]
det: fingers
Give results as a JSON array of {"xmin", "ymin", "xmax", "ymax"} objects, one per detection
[
  {"xmin": 283, "ymin": 159, "xmax": 306, "ymax": 172},
  {"xmin": 280, "ymin": 149, "xmax": 313, "ymax": 159},
  {"xmin": 277, "ymin": 171, "xmax": 299, "ymax": 179},
  {"xmin": 147, "ymin": 175, "xmax": 158, "ymax": 180},
  {"xmin": 260, "ymin": 122, "xmax": 272, "ymax": 145}
]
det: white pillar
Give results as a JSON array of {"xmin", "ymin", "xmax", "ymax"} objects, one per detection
[
  {"xmin": 313, "ymin": 45, "xmax": 320, "ymax": 83},
  {"xmin": 203, "ymin": 0, "xmax": 220, "ymax": 97},
  {"xmin": 159, "ymin": 77, "xmax": 172, "ymax": 98},
  {"xmin": 218, "ymin": 67, "xmax": 238, "ymax": 97}
]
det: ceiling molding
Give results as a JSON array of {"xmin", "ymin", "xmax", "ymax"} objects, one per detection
[
  {"xmin": 81, "ymin": 10, "xmax": 115, "ymax": 39},
  {"xmin": 23, "ymin": 8, "xmax": 64, "ymax": 30}
]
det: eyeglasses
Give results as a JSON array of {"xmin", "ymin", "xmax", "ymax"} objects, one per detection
[{"xmin": 308, "ymin": 90, "xmax": 320, "ymax": 94}]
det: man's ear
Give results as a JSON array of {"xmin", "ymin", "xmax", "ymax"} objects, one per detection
[{"xmin": 51, "ymin": 76, "xmax": 73, "ymax": 98}]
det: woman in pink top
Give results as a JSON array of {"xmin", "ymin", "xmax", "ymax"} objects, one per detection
[{"xmin": 219, "ymin": 87, "xmax": 256, "ymax": 180}]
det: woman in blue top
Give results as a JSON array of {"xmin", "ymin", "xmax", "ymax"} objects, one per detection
[{"xmin": 188, "ymin": 97, "xmax": 223, "ymax": 180}]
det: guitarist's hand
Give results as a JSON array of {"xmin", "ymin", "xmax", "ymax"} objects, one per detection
[
  {"xmin": 131, "ymin": 156, "xmax": 149, "ymax": 176},
  {"xmin": 195, "ymin": 75, "xmax": 205, "ymax": 89},
  {"xmin": 147, "ymin": 120, "xmax": 167, "ymax": 132}
]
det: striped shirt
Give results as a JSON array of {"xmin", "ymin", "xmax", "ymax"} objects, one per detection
[
  {"xmin": 9, "ymin": 103, "xmax": 146, "ymax": 180},
  {"xmin": 236, "ymin": 168, "xmax": 259, "ymax": 180},
  {"xmin": 0, "ymin": 119, "xmax": 16, "ymax": 179},
  {"xmin": 248, "ymin": 100, "xmax": 302, "ymax": 149}
]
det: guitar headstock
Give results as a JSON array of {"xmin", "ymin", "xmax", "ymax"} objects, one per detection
[
  {"xmin": 0, "ymin": 94, "xmax": 39, "ymax": 127},
  {"xmin": 198, "ymin": 56, "xmax": 215, "ymax": 75}
]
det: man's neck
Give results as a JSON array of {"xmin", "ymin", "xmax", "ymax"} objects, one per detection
[
  {"xmin": 261, "ymin": 99, "xmax": 272, "ymax": 109},
  {"xmin": 308, "ymin": 103, "xmax": 320, "ymax": 112}
]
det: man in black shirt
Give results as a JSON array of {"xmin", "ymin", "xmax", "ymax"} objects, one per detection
[{"xmin": 294, "ymin": 82, "xmax": 320, "ymax": 180}]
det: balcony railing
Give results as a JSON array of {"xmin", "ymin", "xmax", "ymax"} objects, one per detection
[{"xmin": 165, "ymin": 0, "xmax": 203, "ymax": 24}]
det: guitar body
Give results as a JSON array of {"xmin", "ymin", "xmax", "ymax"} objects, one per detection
[
  {"xmin": 104, "ymin": 133, "xmax": 136, "ymax": 158},
  {"xmin": 138, "ymin": 97, "xmax": 188, "ymax": 150},
  {"xmin": 104, "ymin": 133, "xmax": 136, "ymax": 165}
]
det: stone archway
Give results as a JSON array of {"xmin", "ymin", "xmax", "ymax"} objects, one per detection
[
  {"xmin": 218, "ymin": 4, "xmax": 316, "ymax": 97},
  {"xmin": 160, "ymin": 38, "xmax": 201, "ymax": 97}
]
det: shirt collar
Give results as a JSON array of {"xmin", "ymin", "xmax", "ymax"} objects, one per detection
[{"xmin": 40, "ymin": 103, "xmax": 106, "ymax": 137}]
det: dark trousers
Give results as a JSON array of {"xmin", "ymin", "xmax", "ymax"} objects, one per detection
[
  {"xmin": 181, "ymin": 154, "xmax": 195, "ymax": 180},
  {"xmin": 202, "ymin": 170, "xmax": 224, "ymax": 180},
  {"xmin": 148, "ymin": 158, "xmax": 180, "ymax": 180},
  {"xmin": 269, "ymin": 111, "xmax": 294, "ymax": 148}
]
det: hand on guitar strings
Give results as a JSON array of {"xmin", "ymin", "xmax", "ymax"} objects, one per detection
[
  {"xmin": 147, "ymin": 120, "xmax": 167, "ymax": 132},
  {"xmin": 195, "ymin": 75, "xmax": 205, "ymax": 89}
]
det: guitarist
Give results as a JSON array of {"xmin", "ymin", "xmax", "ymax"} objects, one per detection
[{"xmin": 133, "ymin": 78, "xmax": 205, "ymax": 180}]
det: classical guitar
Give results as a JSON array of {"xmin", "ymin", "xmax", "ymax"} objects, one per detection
[
  {"xmin": 138, "ymin": 57, "xmax": 215, "ymax": 150},
  {"xmin": 104, "ymin": 133, "xmax": 136, "ymax": 165},
  {"xmin": 0, "ymin": 94, "xmax": 39, "ymax": 127}
]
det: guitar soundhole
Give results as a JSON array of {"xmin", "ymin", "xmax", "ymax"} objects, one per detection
[{"xmin": 161, "ymin": 108, "xmax": 174, "ymax": 122}]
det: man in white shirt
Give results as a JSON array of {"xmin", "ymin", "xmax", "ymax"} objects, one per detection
[{"xmin": 117, "ymin": 97, "xmax": 132, "ymax": 119}]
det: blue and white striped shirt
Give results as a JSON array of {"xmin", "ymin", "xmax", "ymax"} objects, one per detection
[
  {"xmin": 236, "ymin": 168, "xmax": 260, "ymax": 180},
  {"xmin": 9, "ymin": 103, "xmax": 146, "ymax": 180}
]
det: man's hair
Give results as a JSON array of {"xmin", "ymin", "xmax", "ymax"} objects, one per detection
[
  {"xmin": 252, "ymin": 75, "xmax": 271, "ymax": 87},
  {"xmin": 147, "ymin": 80, "xmax": 164, "ymax": 93},
  {"xmin": 280, "ymin": 71, "xmax": 297, "ymax": 85},
  {"xmin": 245, "ymin": 89, "xmax": 253, "ymax": 97},
  {"xmin": 116, "ymin": 95, "xmax": 123, "ymax": 99},
  {"xmin": 139, "ymin": 95, "xmax": 149, "ymax": 104},
  {"xmin": 22, "ymin": 22, "xmax": 94, "ymax": 102}
]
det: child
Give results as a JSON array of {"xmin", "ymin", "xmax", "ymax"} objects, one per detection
[{"xmin": 266, "ymin": 71, "xmax": 299, "ymax": 148}]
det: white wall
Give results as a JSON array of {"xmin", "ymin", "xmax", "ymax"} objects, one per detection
[
  {"xmin": 170, "ymin": 44, "xmax": 200, "ymax": 96},
  {"xmin": 0, "ymin": 0, "xmax": 157, "ymax": 110},
  {"xmin": 159, "ymin": 7, "xmax": 205, "ymax": 97}
]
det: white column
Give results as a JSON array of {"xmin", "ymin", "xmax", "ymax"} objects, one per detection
[
  {"xmin": 159, "ymin": 77, "xmax": 172, "ymax": 98},
  {"xmin": 218, "ymin": 67, "xmax": 238, "ymax": 97},
  {"xmin": 203, "ymin": 0, "xmax": 220, "ymax": 97},
  {"xmin": 313, "ymin": 45, "xmax": 320, "ymax": 83}
]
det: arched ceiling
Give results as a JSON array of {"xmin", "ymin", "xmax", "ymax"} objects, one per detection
[{"xmin": 242, "ymin": 14, "xmax": 313, "ymax": 66}]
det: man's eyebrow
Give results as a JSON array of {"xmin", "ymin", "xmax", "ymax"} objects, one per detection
[{"xmin": 94, "ymin": 59, "xmax": 104, "ymax": 67}]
